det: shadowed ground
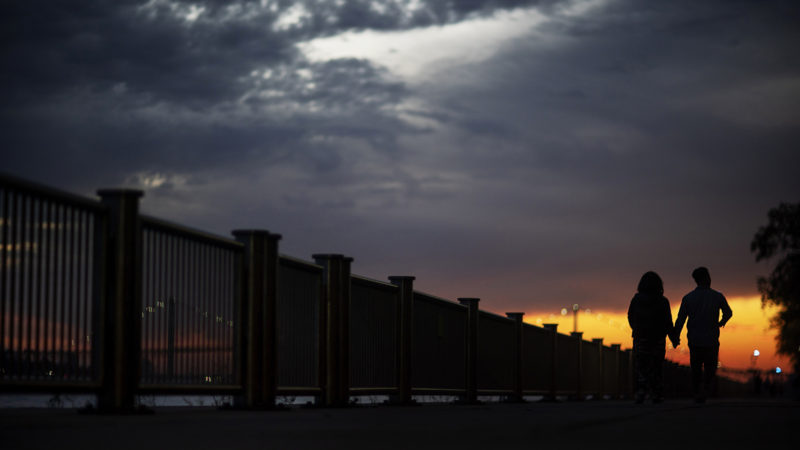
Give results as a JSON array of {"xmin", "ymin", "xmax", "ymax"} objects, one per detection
[{"xmin": 1, "ymin": 399, "xmax": 796, "ymax": 449}]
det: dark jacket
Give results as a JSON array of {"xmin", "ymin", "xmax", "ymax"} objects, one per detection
[
  {"xmin": 627, "ymin": 293, "xmax": 674, "ymax": 342},
  {"xmin": 674, "ymin": 287, "xmax": 732, "ymax": 347}
]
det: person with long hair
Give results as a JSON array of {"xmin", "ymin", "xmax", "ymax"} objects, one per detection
[{"xmin": 627, "ymin": 271, "xmax": 678, "ymax": 403}]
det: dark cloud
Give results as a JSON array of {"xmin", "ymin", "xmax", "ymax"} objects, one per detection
[{"xmin": 2, "ymin": 0, "xmax": 799, "ymax": 317}]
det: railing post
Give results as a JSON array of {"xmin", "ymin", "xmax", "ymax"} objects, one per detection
[
  {"xmin": 458, "ymin": 298, "xmax": 480, "ymax": 404},
  {"xmin": 506, "ymin": 312, "xmax": 525, "ymax": 403},
  {"xmin": 543, "ymin": 323, "xmax": 558, "ymax": 401},
  {"xmin": 233, "ymin": 229, "xmax": 281, "ymax": 409},
  {"xmin": 314, "ymin": 254, "xmax": 353, "ymax": 407},
  {"xmin": 610, "ymin": 344, "xmax": 621, "ymax": 399},
  {"xmin": 592, "ymin": 338, "xmax": 603, "ymax": 400},
  {"xmin": 389, "ymin": 276, "xmax": 415, "ymax": 405},
  {"xmin": 97, "ymin": 189, "xmax": 143, "ymax": 412},
  {"xmin": 167, "ymin": 298, "xmax": 176, "ymax": 380},
  {"xmin": 571, "ymin": 332, "xmax": 583, "ymax": 400}
]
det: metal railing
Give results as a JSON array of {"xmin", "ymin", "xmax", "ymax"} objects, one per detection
[
  {"xmin": 477, "ymin": 311, "xmax": 515, "ymax": 393},
  {"xmin": 411, "ymin": 292, "xmax": 467, "ymax": 394},
  {"xmin": 349, "ymin": 275, "xmax": 398, "ymax": 393},
  {"xmin": 1, "ymin": 175, "xmax": 106, "ymax": 391},
  {"xmin": 276, "ymin": 255, "xmax": 323, "ymax": 394},
  {"xmin": 0, "ymin": 173, "xmax": 751, "ymax": 410},
  {"xmin": 139, "ymin": 216, "xmax": 243, "ymax": 393}
]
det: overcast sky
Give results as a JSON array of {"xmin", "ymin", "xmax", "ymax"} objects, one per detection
[{"xmin": 3, "ymin": 0, "xmax": 798, "ymax": 315}]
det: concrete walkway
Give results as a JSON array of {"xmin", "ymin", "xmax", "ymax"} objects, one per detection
[{"xmin": 1, "ymin": 399, "xmax": 797, "ymax": 449}]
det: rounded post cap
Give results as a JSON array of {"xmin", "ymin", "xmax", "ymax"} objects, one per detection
[
  {"xmin": 388, "ymin": 276, "xmax": 416, "ymax": 282},
  {"xmin": 232, "ymin": 229, "xmax": 282, "ymax": 240},
  {"xmin": 97, "ymin": 188, "xmax": 144, "ymax": 198}
]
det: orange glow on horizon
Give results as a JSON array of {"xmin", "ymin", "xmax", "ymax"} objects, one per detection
[{"xmin": 524, "ymin": 296, "xmax": 791, "ymax": 372}]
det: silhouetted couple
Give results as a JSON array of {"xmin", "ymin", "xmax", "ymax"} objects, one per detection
[{"xmin": 627, "ymin": 267, "xmax": 732, "ymax": 404}]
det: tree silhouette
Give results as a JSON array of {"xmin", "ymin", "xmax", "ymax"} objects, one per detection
[{"xmin": 751, "ymin": 202, "xmax": 800, "ymax": 372}]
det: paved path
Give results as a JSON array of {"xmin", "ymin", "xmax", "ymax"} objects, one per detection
[{"xmin": 1, "ymin": 399, "xmax": 797, "ymax": 449}]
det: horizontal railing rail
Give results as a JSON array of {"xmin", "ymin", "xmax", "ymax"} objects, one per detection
[
  {"xmin": 141, "ymin": 215, "xmax": 243, "ymax": 251},
  {"xmin": 0, "ymin": 173, "xmax": 107, "ymax": 213}
]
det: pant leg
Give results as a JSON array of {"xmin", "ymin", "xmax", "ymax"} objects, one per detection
[
  {"xmin": 689, "ymin": 345, "xmax": 705, "ymax": 396},
  {"xmin": 704, "ymin": 345, "xmax": 719, "ymax": 396},
  {"xmin": 634, "ymin": 341, "xmax": 650, "ymax": 396},
  {"xmin": 635, "ymin": 339, "xmax": 666, "ymax": 398},
  {"xmin": 652, "ymin": 345, "xmax": 666, "ymax": 397}
]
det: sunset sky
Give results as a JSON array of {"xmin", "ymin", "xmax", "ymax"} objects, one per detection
[{"xmin": 2, "ymin": 1, "xmax": 798, "ymax": 371}]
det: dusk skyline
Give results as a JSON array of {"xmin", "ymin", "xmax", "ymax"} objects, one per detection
[{"xmin": 3, "ymin": 0, "xmax": 798, "ymax": 349}]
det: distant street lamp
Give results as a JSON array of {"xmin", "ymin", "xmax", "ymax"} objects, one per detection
[
  {"xmin": 572, "ymin": 304, "xmax": 580, "ymax": 333},
  {"xmin": 751, "ymin": 349, "xmax": 760, "ymax": 368}
]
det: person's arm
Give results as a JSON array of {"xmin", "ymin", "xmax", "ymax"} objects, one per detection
[
  {"xmin": 719, "ymin": 294, "xmax": 733, "ymax": 327},
  {"xmin": 674, "ymin": 298, "xmax": 687, "ymax": 337},
  {"xmin": 665, "ymin": 298, "xmax": 679, "ymax": 348},
  {"xmin": 627, "ymin": 297, "xmax": 637, "ymax": 331}
]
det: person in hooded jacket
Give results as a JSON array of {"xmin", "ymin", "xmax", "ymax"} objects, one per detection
[{"xmin": 627, "ymin": 271, "xmax": 679, "ymax": 403}]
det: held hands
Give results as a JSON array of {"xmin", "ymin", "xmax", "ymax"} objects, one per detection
[{"xmin": 668, "ymin": 332, "xmax": 680, "ymax": 349}]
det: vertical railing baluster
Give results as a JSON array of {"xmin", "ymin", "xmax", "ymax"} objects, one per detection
[
  {"xmin": 64, "ymin": 206, "xmax": 75, "ymax": 379},
  {"xmin": 211, "ymin": 246, "xmax": 219, "ymax": 383},
  {"xmin": 40, "ymin": 200, "xmax": 52, "ymax": 378},
  {"xmin": 21, "ymin": 195, "xmax": 32, "ymax": 379},
  {"xmin": 57, "ymin": 203, "xmax": 67, "ymax": 379},
  {"xmin": 52, "ymin": 204, "xmax": 61, "ymax": 375},
  {"xmin": 142, "ymin": 229, "xmax": 150, "ymax": 384},
  {"xmin": 166, "ymin": 236, "xmax": 176, "ymax": 383},
  {"xmin": 33, "ymin": 199, "xmax": 43, "ymax": 378},
  {"xmin": 25, "ymin": 196, "xmax": 38, "ymax": 379},
  {"xmin": 9, "ymin": 192, "xmax": 20, "ymax": 378},
  {"xmin": 189, "ymin": 241, "xmax": 197, "ymax": 383},
  {"xmin": 180, "ymin": 237, "xmax": 189, "ymax": 384},
  {"xmin": 201, "ymin": 242, "xmax": 209, "ymax": 383},
  {"xmin": 0, "ymin": 188, "xmax": 8, "ymax": 374},
  {"xmin": 90, "ymin": 208, "xmax": 105, "ymax": 383},
  {"xmin": 81, "ymin": 210, "xmax": 90, "ymax": 380}
]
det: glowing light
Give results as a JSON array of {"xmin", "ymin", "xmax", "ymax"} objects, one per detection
[
  {"xmin": 753, "ymin": 349, "xmax": 760, "ymax": 357},
  {"xmin": 573, "ymin": 304, "xmax": 580, "ymax": 311},
  {"xmin": 561, "ymin": 308, "xmax": 568, "ymax": 316},
  {"xmin": 776, "ymin": 367, "xmax": 782, "ymax": 374}
]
